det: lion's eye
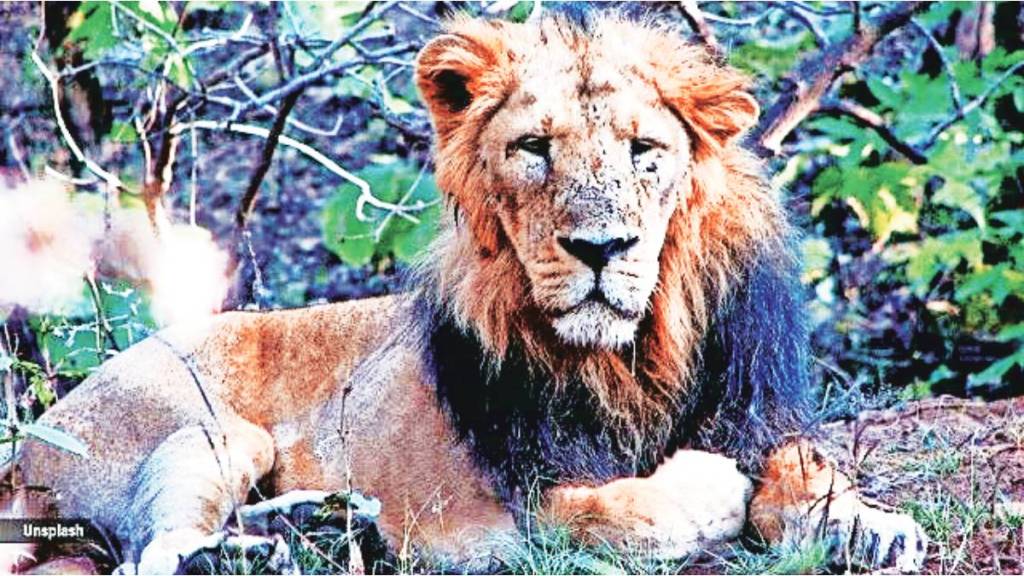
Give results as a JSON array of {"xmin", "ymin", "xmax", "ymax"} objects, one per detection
[
  {"xmin": 630, "ymin": 138, "xmax": 660, "ymax": 157},
  {"xmin": 514, "ymin": 135, "xmax": 551, "ymax": 158}
]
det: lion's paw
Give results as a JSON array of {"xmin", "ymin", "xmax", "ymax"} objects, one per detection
[
  {"xmin": 551, "ymin": 450, "xmax": 752, "ymax": 559},
  {"xmin": 843, "ymin": 504, "xmax": 928, "ymax": 573}
]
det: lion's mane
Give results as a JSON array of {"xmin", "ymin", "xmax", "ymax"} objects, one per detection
[{"xmin": 412, "ymin": 10, "xmax": 810, "ymax": 505}]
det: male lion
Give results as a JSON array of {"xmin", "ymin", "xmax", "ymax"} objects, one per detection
[{"xmin": 3, "ymin": 11, "xmax": 926, "ymax": 574}]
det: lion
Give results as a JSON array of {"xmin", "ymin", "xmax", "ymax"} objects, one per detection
[{"xmin": 2, "ymin": 11, "xmax": 926, "ymax": 574}]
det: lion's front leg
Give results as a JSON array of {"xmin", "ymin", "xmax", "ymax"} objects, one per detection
[
  {"xmin": 749, "ymin": 441, "xmax": 927, "ymax": 573},
  {"xmin": 545, "ymin": 450, "xmax": 752, "ymax": 558}
]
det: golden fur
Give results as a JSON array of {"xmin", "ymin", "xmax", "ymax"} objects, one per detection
[{"xmin": 2, "ymin": 13, "xmax": 926, "ymax": 574}]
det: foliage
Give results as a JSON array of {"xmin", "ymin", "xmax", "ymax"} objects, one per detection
[
  {"xmin": 797, "ymin": 32, "xmax": 1024, "ymax": 399},
  {"xmin": 321, "ymin": 160, "xmax": 440, "ymax": 266}
]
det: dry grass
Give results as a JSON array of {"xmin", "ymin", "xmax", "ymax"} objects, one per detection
[{"xmin": 818, "ymin": 396, "xmax": 1024, "ymax": 574}]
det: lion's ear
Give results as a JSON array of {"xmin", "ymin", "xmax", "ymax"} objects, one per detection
[
  {"xmin": 681, "ymin": 83, "xmax": 759, "ymax": 152},
  {"xmin": 415, "ymin": 22, "xmax": 512, "ymax": 135}
]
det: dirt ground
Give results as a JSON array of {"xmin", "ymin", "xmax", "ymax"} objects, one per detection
[{"xmin": 819, "ymin": 396, "xmax": 1024, "ymax": 574}]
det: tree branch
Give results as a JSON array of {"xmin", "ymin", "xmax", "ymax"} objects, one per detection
[
  {"xmin": 751, "ymin": 1, "xmax": 931, "ymax": 157},
  {"xmin": 678, "ymin": 0, "xmax": 720, "ymax": 56},
  {"xmin": 171, "ymin": 120, "xmax": 435, "ymax": 223},
  {"xmin": 235, "ymin": 90, "xmax": 301, "ymax": 232},
  {"xmin": 818, "ymin": 100, "xmax": 927, "ymax": 164},
  {"xmin": 30, "ymin": 51, "xmax": 124, "ymax": 191},
  {"xmin": 915, "ymin": 59, "xmax": 1024, "ymax": 151}
]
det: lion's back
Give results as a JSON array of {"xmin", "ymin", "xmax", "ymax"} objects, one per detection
[{"xmin": 11, "ymin": 294, "xmax": 408, "ymax": 530}]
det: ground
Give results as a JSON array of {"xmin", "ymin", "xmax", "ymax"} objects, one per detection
[{"xmin": 819, "ymin": 396, "xmax": 1024, "ymax": 575}]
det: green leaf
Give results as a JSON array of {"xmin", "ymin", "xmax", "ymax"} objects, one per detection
[
  {"xmin": 998, "ymin": 323, "xmax": 1024, "ymax": 342},
  {"xmin": 903, "ymin": 231, "xmax": 983, "ymax": 297},
  {"xmin": 956, "ymin": 265, "xmax": 1013, "ymax": 304},
  {"xmin": 20, "ymin": 423, "xmax": 89, "ymax": 458},
  {"xmin": 968, "ymin": 348, "xmax": 1024, "ymax": 387},
  {"xmin": 729, "ymin": 32, "xmax": 815, "ymax": 80},
  {"xmin": 392, "ymin": 204, "xmax": 440, "ymax": 262},
  {"xmin": 110, "ymin": 121, "xmax": 138, "ymax": 144},
  {"xmin": 322, "ymin": 189, "xmax": 376, "ymax": 266},
  {"xmin": 67, "ymin": 2, "xmax": 117, "ymax": 60},
  {"xmin": 934, "ymin": 180, "xmax": 986, "ymax": 231},
  {"xmin": 866, "ymin": 77, "xmax": 901, "ymax": 110},
  {"xmin": 321, "ymin": 162, "xmax": 442, "ymax": 266}
]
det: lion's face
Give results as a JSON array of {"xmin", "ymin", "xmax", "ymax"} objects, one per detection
[
  {"xmin": 416, "ymin": 14, "xmax": 760, "ymax": 353},
  {"xmin": 479, "ymin": 65, "xmax": 688, "ymax": 348}
]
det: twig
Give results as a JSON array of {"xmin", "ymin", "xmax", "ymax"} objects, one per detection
[
  {"xmin": 30, "ymin": 51, "xmax": 124, "ymax": 191},
  {"xmin": 785, "ymin": 3, "xmax": 829, "ymax": 48},
  {"xmin": 700, "ymin": 9, "xmax": 774, "ymax": 27},
  {"xmin": 233, "ymin": 76, "xmax": 344, "ymax": 137},
  {"xmin": 188, "ymin": 112, "xmax": 200, "ymax": 226},
  {"xmin": 171, "ymin": 120, "xmax": 435, "ymax": 223},
  {"xmin": 679, "ymin": 0, "xmax": 720, "ymax": 55},
  {"xmin": 6, "ymin": 129, "xmax": 31, "ymax": 179},
  {"xmin": 752, "ymin": 2, "xmax": 931, "ymax": 157},
  {"xmin": 916, "ymin": 59, "xmax": 1024, "ymax": 150},
  {"xmin": 84, "ymin": 274, "xmax": 118, "ymax": 356},
  {"xmin": 110, "ymin": 1, "xmax": 201, "ymax": 91},
  {"xmin": 911, "ymin": 18, "xmax": 963, "ymax": 110},
  {"xmin": 304, "ymin": 1, "xmax": 397, "ymax": 73},
  {"xmin": 818, "ymin": 100, "xmax": 928, "ymax": 164},
  {"xmin": 231, "ymin": 3, "xmax": 406, "ymax": 121},
  {"xmin": 230, "ymin": 57, "xmax": 370, "ymax": 121},
  {"xmin": 236, "ymin": 90, "xmax": 302, "ymax": 231},
  {"xmin": 396, "ymin": 2, "xmax": 440, "ymax": 25},
  {"xmin": 44, "ymin": 166, "xmax": 100, "ymax": 187},
  {"xmin": 791, "ymin": 1, "xmax": 852, "ymax": 17}
]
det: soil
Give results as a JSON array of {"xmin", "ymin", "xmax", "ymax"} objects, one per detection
[{"xmin": 819, "ymin": 396, "xmax": 1024, "ymax": 574}]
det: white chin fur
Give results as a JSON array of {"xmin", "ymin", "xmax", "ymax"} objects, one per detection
[{"xmin": 551, "ymin": 301, "xmax": 637, "ymax": 348}]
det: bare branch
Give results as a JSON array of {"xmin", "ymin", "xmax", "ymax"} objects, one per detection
[
  {"xmin": 30, "ymin": 51, "xmax": 124, "ymax": 191},
  {"xmin": 818, "ymin": 100, "xmax": 927, "ymax": 164},
  {"xmin": 230, "ymin": 57, "xmax": 369, "ymax": 121},
  {"xmin": 752, "ymin": 2, "xmax": 931, "ymax": 157},
  {"xmin": 109, "ymin": 1, "xmax": 201, "ymax": 91},
  {"xmin": 171, "ymin": 120, "xmax": 435, "ymax": 223},
  {"xmin": 233, "ymin": 75, "xmax": 344, "ymax": 137},
  {"xmin": 700, "ymin": 9, "xmax": 774, "ymax": 27},
  {"xmin": 304, "ymin": 1, "xmax": 399, "ymax": 73},
  {"xmin": 679, "ymin": 0, "xmax": 720, "ymax": 55},
  {"xmin": 784, "ymin": 3, "xmax": 829, "ymax": 48},
  {"xmin": 236, "ymin": 90, "xmax": 302, "ymax": 232},
  {"xmin": 916, "ymin": 59, "xmax": 1024, "ymax": 150}
]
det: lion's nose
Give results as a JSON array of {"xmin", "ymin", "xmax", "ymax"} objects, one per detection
[{"xmin": 557, "ymin": 234, "xmax": 639, "ymax": 270}]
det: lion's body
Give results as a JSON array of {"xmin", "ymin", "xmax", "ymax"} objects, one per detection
[
  {"xmin": 4, "ymin": 9, "xmax": 926, "ymax": 574},
  {"xmin": 12, "ymin": 296, "xmax": 522, "ymax": 565}
]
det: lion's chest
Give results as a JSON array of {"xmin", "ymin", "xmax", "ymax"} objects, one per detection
[{"xmin": 428, "ymin": 318, "xmax": 674, "ymax": 508}]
